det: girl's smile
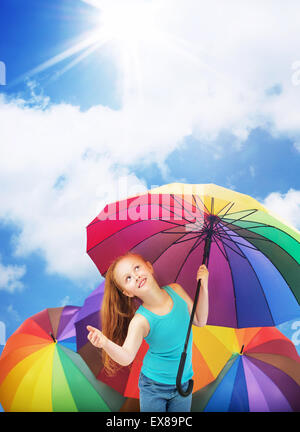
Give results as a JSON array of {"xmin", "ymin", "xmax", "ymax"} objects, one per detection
[{"xmin": 138, "ymin": 277, "xmax": 147, "ymax": 288}]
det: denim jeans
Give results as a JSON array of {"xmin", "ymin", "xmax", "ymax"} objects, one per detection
[{"xmin": 138, "ymin": 372, "xmax": 192, "ymax": 412}]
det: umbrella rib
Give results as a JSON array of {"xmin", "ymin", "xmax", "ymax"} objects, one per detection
[
  {"xmin": 88, "ymin": 201, "xmax": 191, "ymax": 231},
  {"xmin": 216, "ymin": 228, "xmax": 276, "ymax": 325},
  {"xmin": 157, "ymin": 199, "xmax": 203, "ymax": 226},
  {"xmin": 213, "ymin": 231, "xmax": 248, "ymax": 259},
  {"xmin": 216, "ymin": 223, "xmax": 250, "ymax": 256},
  {"xmin": 216, "ymin": 201, "xmax": 235, "ymax": 217},
  {"xmin": 189, "ymin": 232, "xmax": 207, "ymax": 253},
  {"xmin": 220, "ymin": 221, "xmax": 279, "ymax": 242},
  {"xmin": 215, "ymin": 228, "xmax": 260, "ymax": 252},
  {"xmin": 170, "ymin": 194, "xmax": 202, "ymax": 224},
  {"xmin": 218, "ymin": 209, "xmax": 259, "ymax": 227},
  {"xmin": 159, "ymin": 199, "xmax": 196, "ymax": 225},
  {"xmin": 192, "ymin": 194, "xmax": 204, "ymax": 215},
  {"xmin": 217, "ymin": 224, "xmax": 274, "ymax": 240},
  {"xmin": 219, "ymin": 208, "xmax": 259, "ymax": 218},
  {"xmin": 162, "ymin": 230, "xmax": 200, "ymax": 235},
  {"xmin": 174, "ymin": 235, "xmax": 206, "ymax": 284},
  {"xmin": 149, "ymin": 226, "xmax": 207, "ymax": 268},
  {"xmin": 87, "ymin": 196, "xmax": 212, "ymax": 255},
  {"xmin": 129, "ymin": 224, "xmax": 188, "ymax": 255},
  {"xmin": 211, "ymin": 233, "xmax": 229, "ymax": 261},
  {"xmin": 217, "ymin": 225, "xmax": 300, "ymax": 306},
  {"xmin": 149, "ymin": 216, "xmax": 186, "ymax": 228},
  {"xmin": 219, "ymin": 222, "xmax": 300, "ymax": 266},
  {"xmin": 172, "ymin": 233, "xmax": 206, "ymax": 245},
  {"xmin": 219, "ymin": 223, "xmax": 268, "ymax": 232},
  {"xmin": 212, "ymin": 231, "xmax": 238, "ymax": 327},
  {"xmin": 218, "ymin": 220, "xmax": 299, "ymax": 248},
  {"xmin": 149, "ymin": 227, "xmax": 199, "ymax": 268},
  {"xmin": 219, "ymin": 220, "xmax": 300, "ymax": 248},
  {"xmin": 192, "ymin": 194, "xmax": 211, "ymax": 215},
  {"xmin": 87, "ymin": 218, "xmax": 146, "ymax": 253},
  {"xmin": 219, "ymin": 232, "xmax": 273, "ymax": 243},
  {"xmin": 87, "ymin": 215, "xmax": 189, "ymax": 254}
]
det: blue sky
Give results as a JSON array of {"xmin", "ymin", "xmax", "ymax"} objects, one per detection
[{"xmin": 0, "ymin": 0, "xmax": 300, "ymax": 351}]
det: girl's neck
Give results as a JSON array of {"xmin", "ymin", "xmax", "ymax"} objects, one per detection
[{"xmin": 140, "ymin": 282, "xmax": 168, "ymax": 310}]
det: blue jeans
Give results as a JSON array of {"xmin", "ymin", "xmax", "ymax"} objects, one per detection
[{"xmin": 138, "ymin": 372, "xmax": 192, "ymax": 412}]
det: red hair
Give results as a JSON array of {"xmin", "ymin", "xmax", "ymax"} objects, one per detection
[{"xmin": 101, "ymin": 252, "xmax": 145, "ymax": 376}]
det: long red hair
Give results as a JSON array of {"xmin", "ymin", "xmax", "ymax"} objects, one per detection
[{"xmin": 101, "ymin": 252, "xmax": 144, "ymax": 376}]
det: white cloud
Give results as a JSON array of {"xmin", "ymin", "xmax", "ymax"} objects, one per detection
[
  {"xmin": 262, "ymin": 189, "xmax": 300, "ymax": 230},
  {"xmin": 0, "ymin": 93, "xmax": 149, "ymax": 287},
  {"xmin": 59, "ymin": 296, "xmax": 71, "ymax": 307},
  {"xmin": 249, "ymin": 166, "xmax": 256, "ymax": 178},
  {"xmin": 294, "ymin": 141, "xmax": 300, "ymax": 152},
  {"xmin": 0, "ymin": 255, "xmax": 26, "ymax": 293},
  {"xmin": 0, "ymin": 320, "xmax": 6, "ymax": 345},
  {"xmin": 1, "ymin": 0, "xmax": 300, "ymax": 287},
  {"xmin": 97, "ymin": 0, "xmax": 300, "ymax": 146},
  {"xmin": 6, "ymin": 304, "xmax": 21, "ymax": 322}
]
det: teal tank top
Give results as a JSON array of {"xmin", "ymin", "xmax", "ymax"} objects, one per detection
[{"xmin": 134, "ymin": 285, "xmax": 194, "ymax": 384}]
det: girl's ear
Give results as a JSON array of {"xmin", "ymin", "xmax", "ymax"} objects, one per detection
[
  {"xmin": 146, "ymin": 261, "xmax": 153, "ymax": 273},
  {"xmin": 122, "ymin": 289, "xmax": 134, "ymax": 298}
]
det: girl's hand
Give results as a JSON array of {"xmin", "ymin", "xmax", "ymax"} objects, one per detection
[
  {"xmin": 196, "ymin": 264, "xmax": 209, "ymax": 287},
  {"xmin": 86, "ymin": 325, "xmax": 107, "ymax": 349}
]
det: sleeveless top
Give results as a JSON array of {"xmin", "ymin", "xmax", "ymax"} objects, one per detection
[{"xmin": 134, "ymin": 285, "xmax": 194, "ymax": 384}]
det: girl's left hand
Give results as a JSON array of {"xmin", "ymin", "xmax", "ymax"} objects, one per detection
[
  {"xmin": 196, "ymin": 264, "xmax": 209, "ymax": 286},
  {"xmin": 86, "ymin": 325, "xmax": 107, "ymax": 349}
]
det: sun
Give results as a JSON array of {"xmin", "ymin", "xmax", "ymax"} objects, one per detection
[
  {"xmin": 12, "ymin": 0, "xmax": 161, "ymax": 90},
  {"xmin": 87, "ymin": 0, "xmax": 162, "ymax": 103},
  {"xmin": 95, "ymin": 0, "xmax": 159, "ymax": 46}
]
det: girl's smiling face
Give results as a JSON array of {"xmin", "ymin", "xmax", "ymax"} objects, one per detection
[{"xmin": 113, "ymin": 255, "xmax": 154, "ymax": 298}]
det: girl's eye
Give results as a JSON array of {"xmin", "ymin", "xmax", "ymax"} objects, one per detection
[
  {"xmin": 135, "ymin": 265, "xmax": 140, "ymax": 270},
  {"xmin": 126, "ymin": 275, "xmax": 131, "ymax": 282}
]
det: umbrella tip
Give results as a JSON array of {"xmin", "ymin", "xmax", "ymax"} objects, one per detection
[
  {"xmin": 240, "ymin": 344, "xmax": 244, "ymax": 355},
  {"xmin": 50, "ymin": 332, "xmax": 57, "ymax": 343}
]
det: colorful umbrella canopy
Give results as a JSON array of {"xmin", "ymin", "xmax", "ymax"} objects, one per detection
[
  {"xmin": 0, "ymin": 306, "xmax": 125, "ymax": 412},
  {"xmin": 86, "ymin": 183, "xmax": 300, "ymax": 328},
  {"xmin": 277, "ymin": 317, "xmax": 300, "ymax": 356},
  {"xmin": 75, "ymin": 281, "xmax": 105, "ymax": 353},
  {"xmin": 191, "ymin": 326, "xmax": 300, "ymax": 412}
]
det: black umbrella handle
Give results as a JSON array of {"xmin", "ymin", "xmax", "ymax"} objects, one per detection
[
  {"xmin": 176, "ymin": 233, "xmax": 212, "ymax": 397},
  {"xmin": 176, "ymin": 352, "xmax": 194, "ymax": 396},
  {"xmin": 176, "ymin": 278, "xmax": 201, "ymax": 397}
]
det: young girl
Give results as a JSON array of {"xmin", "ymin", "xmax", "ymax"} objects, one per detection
[{"xmin": 86, "ymin": 252, "xmax": 209, "ymax": 412}]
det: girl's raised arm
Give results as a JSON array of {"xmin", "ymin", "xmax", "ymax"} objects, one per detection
[
  {"xmin": 169, "ymin": 264, "xmax": 209, "ymax": 327},
  {"xmin": 86, "ymin": 314, "xmax": 146, "ymax": 367}
]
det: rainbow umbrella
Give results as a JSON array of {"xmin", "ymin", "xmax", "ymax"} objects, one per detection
[
  {"xmin": 191, "ymin": 326, "xmax": 300, "ymax": 412},
  {"xmin": 0, "ymin": 306, "xmax": 125, "ymax": 412},
  {"xmin": 86, "ymin": 183, "xmax": 300, "ymax": 328}
]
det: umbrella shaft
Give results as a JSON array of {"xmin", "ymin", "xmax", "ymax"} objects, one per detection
[
  {"xmin": 50, "ymin": 332, "xmax": 56, "ymax": 343},
  {"xmin": 183, "ymin": 234, "xmax": 212, "ymax": 352}
]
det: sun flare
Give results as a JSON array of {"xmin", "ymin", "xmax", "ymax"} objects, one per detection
[
  {"xmin": 95, "ymin": 0, "xmax": 159, "ymax": 45},
  {"xmin": 12, "ymin": 0, "xmax": 221, "ymax": 106}
]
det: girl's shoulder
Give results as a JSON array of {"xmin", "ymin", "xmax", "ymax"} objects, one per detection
[
  {"xmin": 132, "ymin": 311, "xmax": 150, "ymax": 338},
  {"xmin": 168, "ymin": 283, "xmax": 193, "ymax": 314}
]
